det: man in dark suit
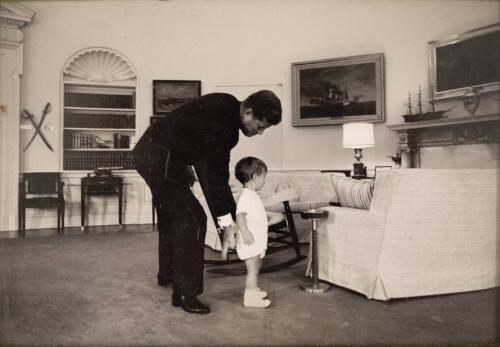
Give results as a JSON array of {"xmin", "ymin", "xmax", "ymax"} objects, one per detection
[{"xmin": 132, "ymin": 90, "xmax": 282, "ymax": 314}]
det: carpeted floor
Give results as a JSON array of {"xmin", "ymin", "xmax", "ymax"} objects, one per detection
[{"xmin": 0, "ymin": 229, "xmax": 498, "ymax": 346}]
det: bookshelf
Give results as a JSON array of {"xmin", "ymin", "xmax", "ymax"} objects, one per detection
[{"xmin": 62, "ymin": 48, "xmax": 138, "ymax": 171}]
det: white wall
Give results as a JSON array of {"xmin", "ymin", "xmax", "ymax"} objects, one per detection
[{"xmin": 19, "ymin": 0, "xmax": 499, "ymax": 172}]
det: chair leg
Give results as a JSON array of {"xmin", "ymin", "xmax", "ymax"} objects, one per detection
[
  {"xmin": 57, "ymin": 207, "xmax": 60, "ymax": 232},
  {"xmin": 284, "ymin": 203, "xmax": 301, "ymax": 257},
  {"xmin": 287, "ymin": 220, "xmax": 301, "ymax": 257},
  {"xmin": 61, "ymin": 205, "xmax": 65, "ymax": 233},
  {"xmin": 18, "ymin": 207, "xmax": 22, "ymax": 232},
  {"xmin": 21, "ymin": 208, "xmax": 26, "ymax": 236}
]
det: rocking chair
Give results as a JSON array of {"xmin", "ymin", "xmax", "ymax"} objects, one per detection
[{"xmin": 205, "ymin": 188, "xmax": 306, "ymax": 275}]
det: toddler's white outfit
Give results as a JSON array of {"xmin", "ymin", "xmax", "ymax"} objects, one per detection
[
  {"xmin": 236, "ymin": 188, "xmax": 268, "ymax": 260},
  {"xmin": 236, "ymin": 188, "xmax": 271, "ymax": 308}
]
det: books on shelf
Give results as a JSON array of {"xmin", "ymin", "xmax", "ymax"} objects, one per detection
[
  {"xmin": 113, "ymin": 133, "xmax": 130, "ymax": 149},
  {"xmin": 65, "ymin": 132, "xmax": 96, "ymax": 149},
  {"xmin": 64, "ymin": 113, "xmax": 135, "ymax": 128},
  {"xmin": 64, "ymin": 92, "xmax": 134, "ymax": 109},
  {"xmin": 65, "ymin": 131, "xmax": 132, "ymax": 150}
]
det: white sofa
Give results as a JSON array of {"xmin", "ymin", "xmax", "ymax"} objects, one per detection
[{"xmin": 313, "ymin": 169, "xmax": 499, "ymax": 300}]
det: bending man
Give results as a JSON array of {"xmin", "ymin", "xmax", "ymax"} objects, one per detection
[{"xmin": 132, "ymin": 90, "xmax": 282, "ymax": 314}]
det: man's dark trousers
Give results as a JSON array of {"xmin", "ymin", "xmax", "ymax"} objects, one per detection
[{"xmin": 144, "ymin": 166, "xmax": 207, "ymax": 297}]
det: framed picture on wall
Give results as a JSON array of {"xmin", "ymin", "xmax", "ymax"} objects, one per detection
[
  {"xmin": 291, "ymin": 53, "xmax": 385, "ymax": 126},
  {"xmin": 153, "ymin": 80, "xmax": 201, "ymax": 115},
  {"xmin": 429, "ymin": 23, "xmax": 500, "ymax": 100}
]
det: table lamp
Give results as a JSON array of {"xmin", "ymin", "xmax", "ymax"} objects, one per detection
[{"xmin": 342, "ymin": 122, "xmax": 374, "ymax": 179}]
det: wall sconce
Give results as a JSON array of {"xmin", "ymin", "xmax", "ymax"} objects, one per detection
[{"xmin": 343, "ymin": 122, "xmax": 374, "ymax": 179}]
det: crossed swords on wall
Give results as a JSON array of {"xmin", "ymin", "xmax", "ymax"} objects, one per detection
[{"xmin": 21, "ymin": 102, "xmax": 54, "ymax": 152}]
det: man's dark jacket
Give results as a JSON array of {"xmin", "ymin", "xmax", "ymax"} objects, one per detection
[{"xmin": 132, "ymin": 93, "xmax": 241, "ymax": 225}]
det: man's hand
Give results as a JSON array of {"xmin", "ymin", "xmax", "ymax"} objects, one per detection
[
  {"xmin": 240, "ymin": 229, "xmax": 254, "ymax": 246},
  {"xmin": 223, "ymin": 224, "xmax": 238, "ymax": 248},
  {"xmin": 221, "ymin": 223, "xmax": 238, "ymax": 260}
]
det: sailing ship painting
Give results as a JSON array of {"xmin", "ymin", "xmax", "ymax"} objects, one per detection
[
  {"xmin": 299, "ymin": 63, "xmax": 377, "ymax": 119},
  {"xmin": 292, "ymin": 54, "xmax": 385, "ymax": 126},
  {"xmin": 403, "ymin": 86, "xmax": 449, "ymax": 122}
]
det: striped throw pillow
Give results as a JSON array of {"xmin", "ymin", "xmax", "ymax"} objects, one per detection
[{"xmin": 330, "ymin": 175, "xmax": 373, "ymax": 209}]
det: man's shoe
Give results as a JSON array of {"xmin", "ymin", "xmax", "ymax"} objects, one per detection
[{"xmin": 172, "ymin": 294, "xmax": 211, "ymax": 314}]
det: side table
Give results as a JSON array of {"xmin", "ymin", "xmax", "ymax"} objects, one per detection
[
  {"xmin": 80, "ymin": 175, "xmax": 124, "ymax": 230},
  {"xmin": 300, "ymin": 208, "xmax": 330, "ymax": 293}
]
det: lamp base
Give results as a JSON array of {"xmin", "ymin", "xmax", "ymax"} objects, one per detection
[{"xmin": 352, "ymin": 162, "xmax": 367, "ymax": 179}]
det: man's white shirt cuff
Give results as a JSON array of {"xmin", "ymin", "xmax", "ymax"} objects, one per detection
[{"xmin": 217, "ymin": 214, "xmax": 234, "ymax": 227}]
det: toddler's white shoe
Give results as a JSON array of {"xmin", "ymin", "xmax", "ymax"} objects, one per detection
[
  {"xmin": 256, "ymin": 287, "xmax": 268, "ymax": 298},
  {"xmin": 244, "ymin": 288, "xmax": 271, "ymax": 308}
]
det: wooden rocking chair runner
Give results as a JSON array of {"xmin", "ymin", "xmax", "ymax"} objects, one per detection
[
  {"xmin": 18, "ymin": 172, "xmax": 65, "ymax": 234},
  {"xmin": 205, "ymin": 188, "xmax": 306, "ymax": 275}
]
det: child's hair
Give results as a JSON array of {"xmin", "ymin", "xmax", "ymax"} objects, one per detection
[{"xmin": 235, "ymin": 157, "xmax": 267, "ymax": 184}]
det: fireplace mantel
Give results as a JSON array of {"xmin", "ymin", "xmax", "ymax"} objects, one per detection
[{"xmin": 387, "ymin": 113, "xmax": 500, "ymax": 168}]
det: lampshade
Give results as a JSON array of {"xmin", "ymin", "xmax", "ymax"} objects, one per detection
[{"xmin": 342, "ymin": 122, "xmax": 374, "ymax": 148}]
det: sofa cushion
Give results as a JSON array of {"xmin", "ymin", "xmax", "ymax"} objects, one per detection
[{"xmin": 330, "ymin": 175, "xmax": 373, "ymax": 209}]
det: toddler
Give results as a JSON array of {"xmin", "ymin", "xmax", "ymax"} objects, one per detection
[{"xmin": 234, "ymin": 156, "xmax": 271, "ymax": 308}]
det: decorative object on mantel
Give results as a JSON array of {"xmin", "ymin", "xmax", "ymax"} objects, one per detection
[
  {"xmin": 402, "ymin": 86, "xmax": 451, "ymax": 122},
  {"xmin": 342, "ymin": 122, "xmax": 374, "ymax": 179},
  {"xmin": 387, "ymin": 152, "xmax": 402, "ymax": 168},
  {"xmin": 463, "ymin": 86, "xmax": 483, "ymax": 117},
  {"xmin": 21, "ymin": 103, "xmax": 54, "ymax": 152}
]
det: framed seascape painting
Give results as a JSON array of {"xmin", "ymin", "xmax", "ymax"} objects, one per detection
[
  {"xmin": 153, "ymin": 80, "xmax": 201, "ymax": 115},
  {"xmin": 429, "ymin": 23, "xmax": 500, "ymax": 100},
  {"xmin": 292, "ymin": 53, "xmax": 385, "ymax": 126}
]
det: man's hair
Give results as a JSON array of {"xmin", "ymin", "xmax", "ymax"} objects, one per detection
[
  {"xmin": 235, "ymin": 157, "xmax": 268, "ymax": 184},
  {"xmin": 242, "ymin": 90, "xmax": 282, "ymax": 125}
]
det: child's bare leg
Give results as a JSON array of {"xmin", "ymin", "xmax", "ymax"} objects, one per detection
[
  {"xmin": 244, "ymin": 256, "xmax": 260, "ymax": 289},
  {"xmin": 243, "ymin": 256, "xmax": 270, "ymax": 308}
]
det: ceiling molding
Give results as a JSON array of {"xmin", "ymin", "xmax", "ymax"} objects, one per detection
[{"xmin": 0, "ymin": 2, "xmax": 35, "ymax": 27}]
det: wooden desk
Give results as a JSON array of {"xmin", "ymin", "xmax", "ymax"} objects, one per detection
[{"xmin": 80, "ymin": 175, "xmax": 124, "ymax": 229}]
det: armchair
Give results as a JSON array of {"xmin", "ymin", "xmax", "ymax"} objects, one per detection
[{"xmin": 18, "ymin": 172, "xmax": 65, "ymax": 234}]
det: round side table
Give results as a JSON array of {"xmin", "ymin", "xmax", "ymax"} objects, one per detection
[{"xmin": 300, "ymin": 209, "xmax": 330, "ymax": 293}]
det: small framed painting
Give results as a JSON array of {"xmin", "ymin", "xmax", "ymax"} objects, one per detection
[{"xmin": 153, "ymin": 80, "xmax": 201, "ymax": 115}]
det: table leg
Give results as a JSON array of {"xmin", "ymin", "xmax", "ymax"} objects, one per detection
[
  {"xmin": 81, "ymin": 184, "xmax": 85, "ymax": 231},
  {"xmin": 301, "ymin": 218, "xmax": 330, "ymax": 293},
  {"xmin": 118, "ymin": 180, "xmax": 123, "ymax": 227}
]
